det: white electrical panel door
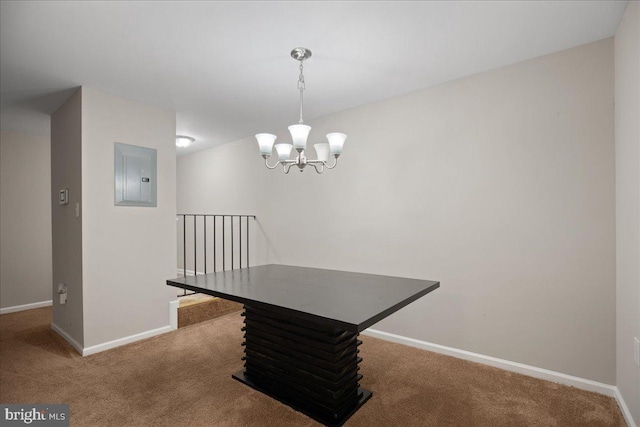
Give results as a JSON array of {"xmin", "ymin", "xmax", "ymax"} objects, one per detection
[{"xmin": 114, "ymin": 142, "xmax": 157, "ymax": 207}]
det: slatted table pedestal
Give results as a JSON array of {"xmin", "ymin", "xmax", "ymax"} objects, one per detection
[{"xmin": 234, "ymin": 305, "xmax": 370, "ymax": 426}]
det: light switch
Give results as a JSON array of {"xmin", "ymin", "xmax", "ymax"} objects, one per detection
[{"xmin": 59, "ymin": 188, "xmax": 69, "ymax": 205}]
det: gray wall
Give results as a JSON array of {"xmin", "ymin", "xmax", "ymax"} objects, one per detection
[
  {"xmin": 81, "ymin": 87, "xmax": 177, "ymax": 348},
  {"xmin": 0, "ymin": 131, "xmax": 52, "ymax": 309},
  {"xmin": 49, "ymin": 87, "xmax": 177, "ymax": 350},
  {"xmin": 615, "ymin": 2, "xmax": 640, "ymax": 424},
  {"xmin": 50, "ymin": 89, "xmax": 84, "ymax": 346},
  {"xmin": 178, "ymin": 39, "xmax": 616, "ymax": 384}
]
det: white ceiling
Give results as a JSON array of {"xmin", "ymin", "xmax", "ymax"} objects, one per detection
[{"xmin": 0, "ymin": 1, "xmax": 628, "ymax": 155}]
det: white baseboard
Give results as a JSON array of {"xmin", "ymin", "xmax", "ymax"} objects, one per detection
[
  {"xmin": 82, "ymin": 325, "xmax": 173, "ymax": 356},
  {"xmin": 51, "ymin": 322, "xmax": 83, "ymax": 355},
  {"xmin": 51, "ymin": 322, "xmax": 174, "ymax": 357},
  {"xmin": 614, "ymin": 387, "xmax": 638, "ymax": 427},
  {"xmin": 0, "ymin": 300, "xmax": 52, "ymax": 315},
  {"xmin": 176, "ymin": 268, "xmax": 205, "ymax": 277},
  {"xmin": 363, "ymin": 328, "xmax": 636, "ymax": 427}
]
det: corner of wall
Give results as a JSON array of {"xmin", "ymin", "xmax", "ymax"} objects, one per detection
[
  {"xmin": 614, "ymin": 1, "xmax": 640, "ymax": 425},
  {"xmin": 50, "ymin": 88, "xmax": 84, "ymax": 348}
]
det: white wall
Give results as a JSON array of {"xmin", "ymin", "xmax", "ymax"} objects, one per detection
[
  {"xmin": 178, "ymin": 39, "xmax": 616, "ymax": 384},
  {"xmin": 0, "ymin": 131, "xmax": 52, "ymax": 309},
  {"xmin": 615, "ymin": 2, "xmax": 640, "ymax": 424},
  {"xmin": 81, "ymin": 87, "xmax": 177, "ymax": 347},
  {"xmin": 50, "ymin": 89, "xmax": 84, "ymax": 346}
]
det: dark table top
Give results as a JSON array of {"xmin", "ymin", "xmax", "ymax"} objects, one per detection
[{"xmin": 167, "ymin": 264, "xmax": 439, "ymax": 332}]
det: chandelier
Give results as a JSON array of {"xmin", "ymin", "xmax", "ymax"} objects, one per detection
[{"xmin": 255, "ymin": 48, "xmax": 346, "ymax": 174}]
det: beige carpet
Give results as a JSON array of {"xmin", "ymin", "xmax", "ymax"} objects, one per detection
[{"xmin": 0, "ymin": 307, "xmax": 625, "ymax": 426}]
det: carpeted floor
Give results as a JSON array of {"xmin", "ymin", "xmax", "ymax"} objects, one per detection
[{"xmin": 0, "ymin": 307, "xmax": 625, "ymax": 426}]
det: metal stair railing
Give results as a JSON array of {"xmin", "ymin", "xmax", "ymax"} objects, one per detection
[{"xmin": 177, "ymin": 214, "xmax": 256, "ymax": 297}]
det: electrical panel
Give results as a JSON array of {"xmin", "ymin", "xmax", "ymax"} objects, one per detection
[{"xmin": 114, "ymin": 142, "xmax": 157, "ymax": 207}]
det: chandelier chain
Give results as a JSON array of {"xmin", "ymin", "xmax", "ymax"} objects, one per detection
[
  {"xmin": 297, "ymin": 61, "xmax": 306, "ymax": 90},
  {"xmin": 298, "ymin": 60, "xmax": 305, "ymax": 124}
]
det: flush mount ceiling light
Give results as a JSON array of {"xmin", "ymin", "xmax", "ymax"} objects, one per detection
[
  {"xmin": 256, "ymin": 48, "xmax": 346, "ymax": 174},
  {"xmin": 176, "ymin": 135, "xmax": 195, "ymax": 148}
]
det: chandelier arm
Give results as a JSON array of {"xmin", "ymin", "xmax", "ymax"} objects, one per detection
[
  {"xmin": 308, "ymin": 162, "xmax": 324, "ymax": 174},
  {"xmin": 266, "ymin": 157, "xmax": 297, "ymax": 169},
  {"xmin": 306, "ymin": 156, "xmax": 338, "ymax": 169},
  {"xmin": 324, "ymin": 157, "xmax": 339, "ymax": 169},
  {"xmin": 283, "ymin": 162, "xmax": 297, "ymax": 174},
  {"xmin": 264, "ymin": 158, "xmax": 281, "ymax": 169}
]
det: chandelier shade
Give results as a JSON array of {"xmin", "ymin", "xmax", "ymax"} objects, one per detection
[
  {"xmin": 314, "ymin": 143, "xmax": 330, "ymax": 162},
  {"xmin": 275, "ymin": 143, "xmax": 293, "ymax": 161},
  {"xmin": 288, "ymin": 124, "xmax": 311, "ymax": 151},
  {"xmin": 256, "ymin": 48, "xmax": 346, "ymax": 174},
  {"xmin": 326, "ymin": 132, "xmax": 347, "ymax": 156},
  {"xmin": 256, "ymin": 133, "xmax": 277, "ymax": 156}
]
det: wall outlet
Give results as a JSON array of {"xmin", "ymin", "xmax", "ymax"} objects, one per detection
[
  {"xmin": 634, "ymin": 337, "xmax": 639, "ymax": 367},
  {"xmin": 57, "ymin": 283, "xmax": 67, "ymax": 305}
]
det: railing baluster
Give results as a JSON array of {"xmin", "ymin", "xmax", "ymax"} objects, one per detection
[
  {"xmin": 214, "ymin": 215, "xmax": 217, "ymax": 273},
  {"xmin": 240, "ymin": 215, "xmax": 243, "ymax": 268},
  {"xmin": 222, "ymin": 216, "xmax": 226, "ymax": 271},
  {"xmin": 182, "ymin": 215, "xmax": 186, "ymax": 295},
  {"xmin": 193, "ymin": 215, "xmax": 197, "ymax": 276},
  {"xmin": 231, "ymin": 216, "xmax": 235, "ymax": 269},
  {"xmin": 204, "ymin": 216, "xmax": 207, "ymax": 274},
  {"xmin": 247, "ymin": 216, "xmax": 250, "ymax": 267}
]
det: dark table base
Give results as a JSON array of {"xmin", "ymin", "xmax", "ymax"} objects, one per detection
[
  {"xmin": 233, "ymin": 372, "xmax": 372, "ymax": 427},
  {"xmin": 234, "ymin": 305, "xmax": 372, "ymax": 426}
]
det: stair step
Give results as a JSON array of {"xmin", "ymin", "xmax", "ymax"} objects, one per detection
[{"xmin": 178, "ymin": 295, "xmax": 242, "ymax": 328}]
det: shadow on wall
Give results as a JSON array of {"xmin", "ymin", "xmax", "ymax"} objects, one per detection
[
  {"xmin": 1, "ymin": 85, "xmax": 79, "ymax": 135},
  {"xmin": 6, "ymin": 86, "xmax": 79, "ymax": 114},
  {"xmin": 255, "ymin": 218, "xmax": 279, "ymax": 264}
]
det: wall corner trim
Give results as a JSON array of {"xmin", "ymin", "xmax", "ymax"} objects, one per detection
[
  {"xmin": 50, "ymin": 322, "xmax": 83, "ymax": 355},
  {"xmin": 81, "ymin": 325, "xmax": 173, "ymax": 356},
  {"xmin": 615, "ymin": 387, "xmax": 639, "ymax": 427},
  {"xmin": 0, "ymin": 300, "xmax": 53, "ymax": 315},
  {"xmin": 169, "ymin": 300, "xmax": 179, "ymax": 330},
  {"xmin": 363, "ymin": 328, "xmax": 635, "ymax": 427}
]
